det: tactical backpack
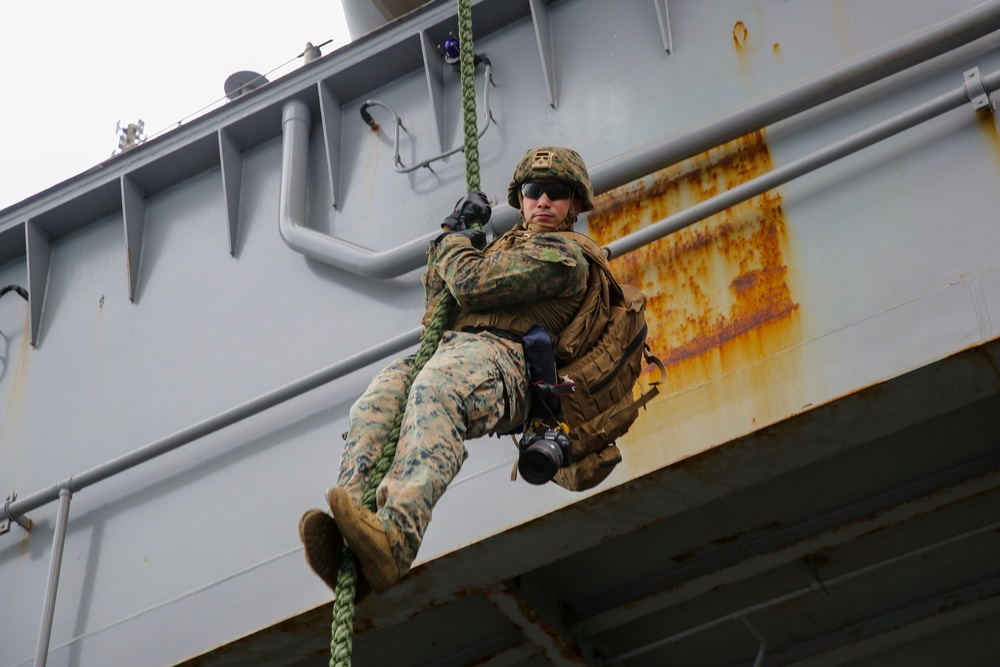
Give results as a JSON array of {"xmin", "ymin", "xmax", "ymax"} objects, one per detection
[{"xmin": 549, "ymin": 231, "xmax": 664, "ymax": 492}]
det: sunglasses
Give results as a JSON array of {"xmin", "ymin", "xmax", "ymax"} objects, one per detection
[{"xmin": 520, "ymin": 182, "xmax": 574, "ymax": 201}]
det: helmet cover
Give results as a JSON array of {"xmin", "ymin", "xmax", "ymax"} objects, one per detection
[{"xmin": 507, "ymin": 146, "xmax": 595, "ymax": 212}]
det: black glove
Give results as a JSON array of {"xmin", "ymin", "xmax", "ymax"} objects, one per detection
[
  {"xmin": 442, "ymin": 191, "xmax": 491, "ymax": 231},
  {"xmin": 434, "ymin": 228, "xmax": 488, "ymax": 250}
]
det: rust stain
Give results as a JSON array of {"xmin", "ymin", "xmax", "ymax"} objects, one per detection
[
  {"xmin": 976, "ymin": 111, "xmax": 1000, "ymax": 173},
  {"xmin": 733, "ymin": 21, "xmax": 749, "ymax": 52},
  {"xmin": 711, "ymin": 532, "xmax": 743, "ymax": 546},
  {"xmin": 500, "ymin": 586, "xmax": 584, "ymax": 663},
  {"xmin": 773, "ymin": 43, "xmax": 781, "ymax": 56},
  {"xmin": 589, "ymin": 130, "xmax": 801, "ymax": 399}
]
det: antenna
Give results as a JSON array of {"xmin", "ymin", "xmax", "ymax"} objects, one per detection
[
  {"xmin": 224, "ymin": 71, "xmax": 269, "ymax": 101},
  {"xmin": 114, "ymin": 119, "xmax": 146, "ymax": 155}
]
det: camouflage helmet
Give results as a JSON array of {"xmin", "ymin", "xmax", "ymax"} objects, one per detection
[{"xmin": 507, "ymin": 146, "xmax": 595, "ymax": 212}]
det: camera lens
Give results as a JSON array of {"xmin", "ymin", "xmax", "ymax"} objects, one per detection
[{"xmin": 518, "ymin": 438, "xmax": 566, "ymax": 485}]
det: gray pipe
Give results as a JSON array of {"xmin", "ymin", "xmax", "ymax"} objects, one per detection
[
  {"xmin": 280, "ymin": 0, "xmax": 1000, "ymax": 275},
  {"xmin": 34, "ymin": 488, "xmax": 71, "ymax": 667},
  {"xmin": 279, "ymin": 102, "xmax": 441, "ymax": 279},
  {"xmin": 592, "ymin": 0, "xmax": 1000, "ymax": 194},
  {"xmin": 4, "ymin": 327, "xmax": 422, "ymax": 525},
  {"xmin": 606, "ymin": 68, "xmax": 999, "ymax": 258}
]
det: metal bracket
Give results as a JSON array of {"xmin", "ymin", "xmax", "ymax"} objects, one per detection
[
  {"xmin": 1, "ymin": 492, "xmax": 33, "ymax": 535},
  {"xmin": 964, "ymin": 67, "xmax": 994, "ymax": 112},
  {"xmin": 654, "ymin": 0, "xmax": 674, "ymax": 54},
  {"xmin": 25, "ymin": 221, "xmax": 49, "ymax": 347},
  {"xmin": 528, "ymin": 0, "xmax": 557, "ymax": 108}
]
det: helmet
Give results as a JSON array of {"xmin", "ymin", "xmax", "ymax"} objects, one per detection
[{"xmin": 507, "ymin": 147, "xmax": 595, "ymax": 212}]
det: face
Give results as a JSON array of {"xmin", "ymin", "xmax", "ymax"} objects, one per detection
[{"xmin": 520, "ymin": 181, "xmax": 580, "ymax": 231}]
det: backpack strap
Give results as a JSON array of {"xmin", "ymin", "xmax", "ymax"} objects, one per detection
[{"xmin": 550, "ymin": 231, "xmax": 617, "ymax": 361}]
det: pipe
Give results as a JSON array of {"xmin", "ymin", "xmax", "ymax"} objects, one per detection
[
  {"xmin": 590, "ymin": 0, "xmax": 1000, "ymax": 195},
  {"xmin": 34, "ymin": 488, "xmax": 71, "ymax": 667},
  {"xmin": 279, "ymin": 101, "xmax": 440, "ymax": 279},
  {"xmin": 601, "ymin": 516, "xmax": 1000, "ymax": 664},
  {"xmin": 4, "ymin": 327, "xmax": 422, "ymax": 526},
  {"xmin": 605, "ymin": 67, "xmax": 1000, "ymax": 259},
  {"xmin": 280, "ymin": 0, "xmax": 1000, "ymax": 275}
]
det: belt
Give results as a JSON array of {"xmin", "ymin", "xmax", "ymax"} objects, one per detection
[{"xmin": 463, "ymin": 326, "xmax": 523, "ymax": 343}]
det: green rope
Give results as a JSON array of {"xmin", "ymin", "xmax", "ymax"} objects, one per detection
[
  {"xmin": 458, "ymin": 0, "xmax": 481, "ymax": 192},
  {"xmin": 329, "ymin": 0, "xmax": 480, "ymax": 664}
]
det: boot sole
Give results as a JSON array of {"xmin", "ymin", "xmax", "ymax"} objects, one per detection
[
  {"xmin": 299, "ymin": 509, "xmax": 372, "ymax": 602},
  {"xmin": 299, "ymin": 509, "xmax": 342, "ymax": 591},
  {"xmin": 327, "ymin": 488, "xmax": 401, "ymax": 593}
]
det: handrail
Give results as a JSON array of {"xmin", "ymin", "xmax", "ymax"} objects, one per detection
[
  {"xmin": 3, "ymin": 327, "xmax": 422, "ymax": 525},
  {"xmin": 280, "ymin": 0, "xmax": 1000, "ymax": 276},
  {"xmin": 590, "ymin": 0, "xmax": 1000, "ymax": 197},
  {"xmin": 606, "ymin": 66, "xmax": 1000, "ymax": 258}
]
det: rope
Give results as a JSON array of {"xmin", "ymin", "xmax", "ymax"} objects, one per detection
[
  {"xmin": 458, "ymin": 0, "xmax": 481, "ymax": 192},
  {"xmin": 329, "ymin": 0, "xmax": 480, "ymax": 663}
]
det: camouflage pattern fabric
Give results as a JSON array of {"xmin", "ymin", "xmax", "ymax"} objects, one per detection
[
  {"xmin": 337, "ymin": 331, "xmax": 526, "ymax": 572},
  {"xmin": 424, "ymin": 229, "xmax": 588, "ymax": 316},
  {"xmin": 506, "ymin": 146, "xmax": 595, "ymax": 211},
  {"xmin": 337, "ymin": 228, "xmax": 589, "ymax": 574}
]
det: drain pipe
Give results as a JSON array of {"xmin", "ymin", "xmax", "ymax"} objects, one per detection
[
  {"xmin": 34, "ymin": 488, "xmax": 71, "ymax": 667},
  {"xmin": 279, "ymin": 0, "xmax": 1000, "ymax": 276},
  {"xmin": 279, "ymin": 101, "xmax": 440, "ymax": 279}
]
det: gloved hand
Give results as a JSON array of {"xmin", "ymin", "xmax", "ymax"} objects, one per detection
[
  {"xmin": 434, "ymin": 228, "xmax": 488, "ymax": 250},
  {"xmin": 442, "ymin": 191, "xmax": 491, "ymax": 231}
]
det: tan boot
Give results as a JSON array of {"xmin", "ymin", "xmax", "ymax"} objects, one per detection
[
  {"xmin": 298, "ymin": 509, "xmax": 372, "ymax": 602},
  {"xmin": 326, "ymin": 487, "xmax": 402, "ymax": 593}
]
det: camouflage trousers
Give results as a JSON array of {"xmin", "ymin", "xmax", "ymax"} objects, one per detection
[{"xmin": 337, "ymin": 331, "xmax": 527, "ymax": 573}]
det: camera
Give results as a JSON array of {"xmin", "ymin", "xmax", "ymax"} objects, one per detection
[{"xmin": 517, "ymin": 423, "xmax": 573, "ymax": 485}]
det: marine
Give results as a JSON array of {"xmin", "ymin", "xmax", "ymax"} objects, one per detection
[{"xmin": 299, "ymin": 146, "xmax": 598, "ymax": 594}]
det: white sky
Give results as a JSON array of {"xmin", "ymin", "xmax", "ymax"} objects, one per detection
[{"xmin": 0, "ymin": 1, "xmax": 352, "ymax": 211}]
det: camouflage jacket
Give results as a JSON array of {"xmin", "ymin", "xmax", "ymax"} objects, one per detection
[{"xmin": 423, "ymin": 226, "xmax": 589, "ymax": 338}]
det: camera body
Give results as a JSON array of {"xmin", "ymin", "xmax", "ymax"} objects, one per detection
[{"xmin": 517, "ymin": 422, "xmax": 573, "ymax": 485}]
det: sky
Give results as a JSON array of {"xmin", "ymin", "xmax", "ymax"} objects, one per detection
[{"xmin": 0, "ymin": 1, "xmax": 353, "ymax": 211}]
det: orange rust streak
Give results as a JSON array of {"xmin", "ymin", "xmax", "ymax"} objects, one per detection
[
  {"xmin": 733, "ymin": 21, "xmax": 749, "ymax": 51},
  {"xmin": 589, "ymin": 131, "xmax": 799, "ymax": 388},
  {"xmin": 976, "ymin": 111, "xmax": 1000, "ymax": 174}
]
